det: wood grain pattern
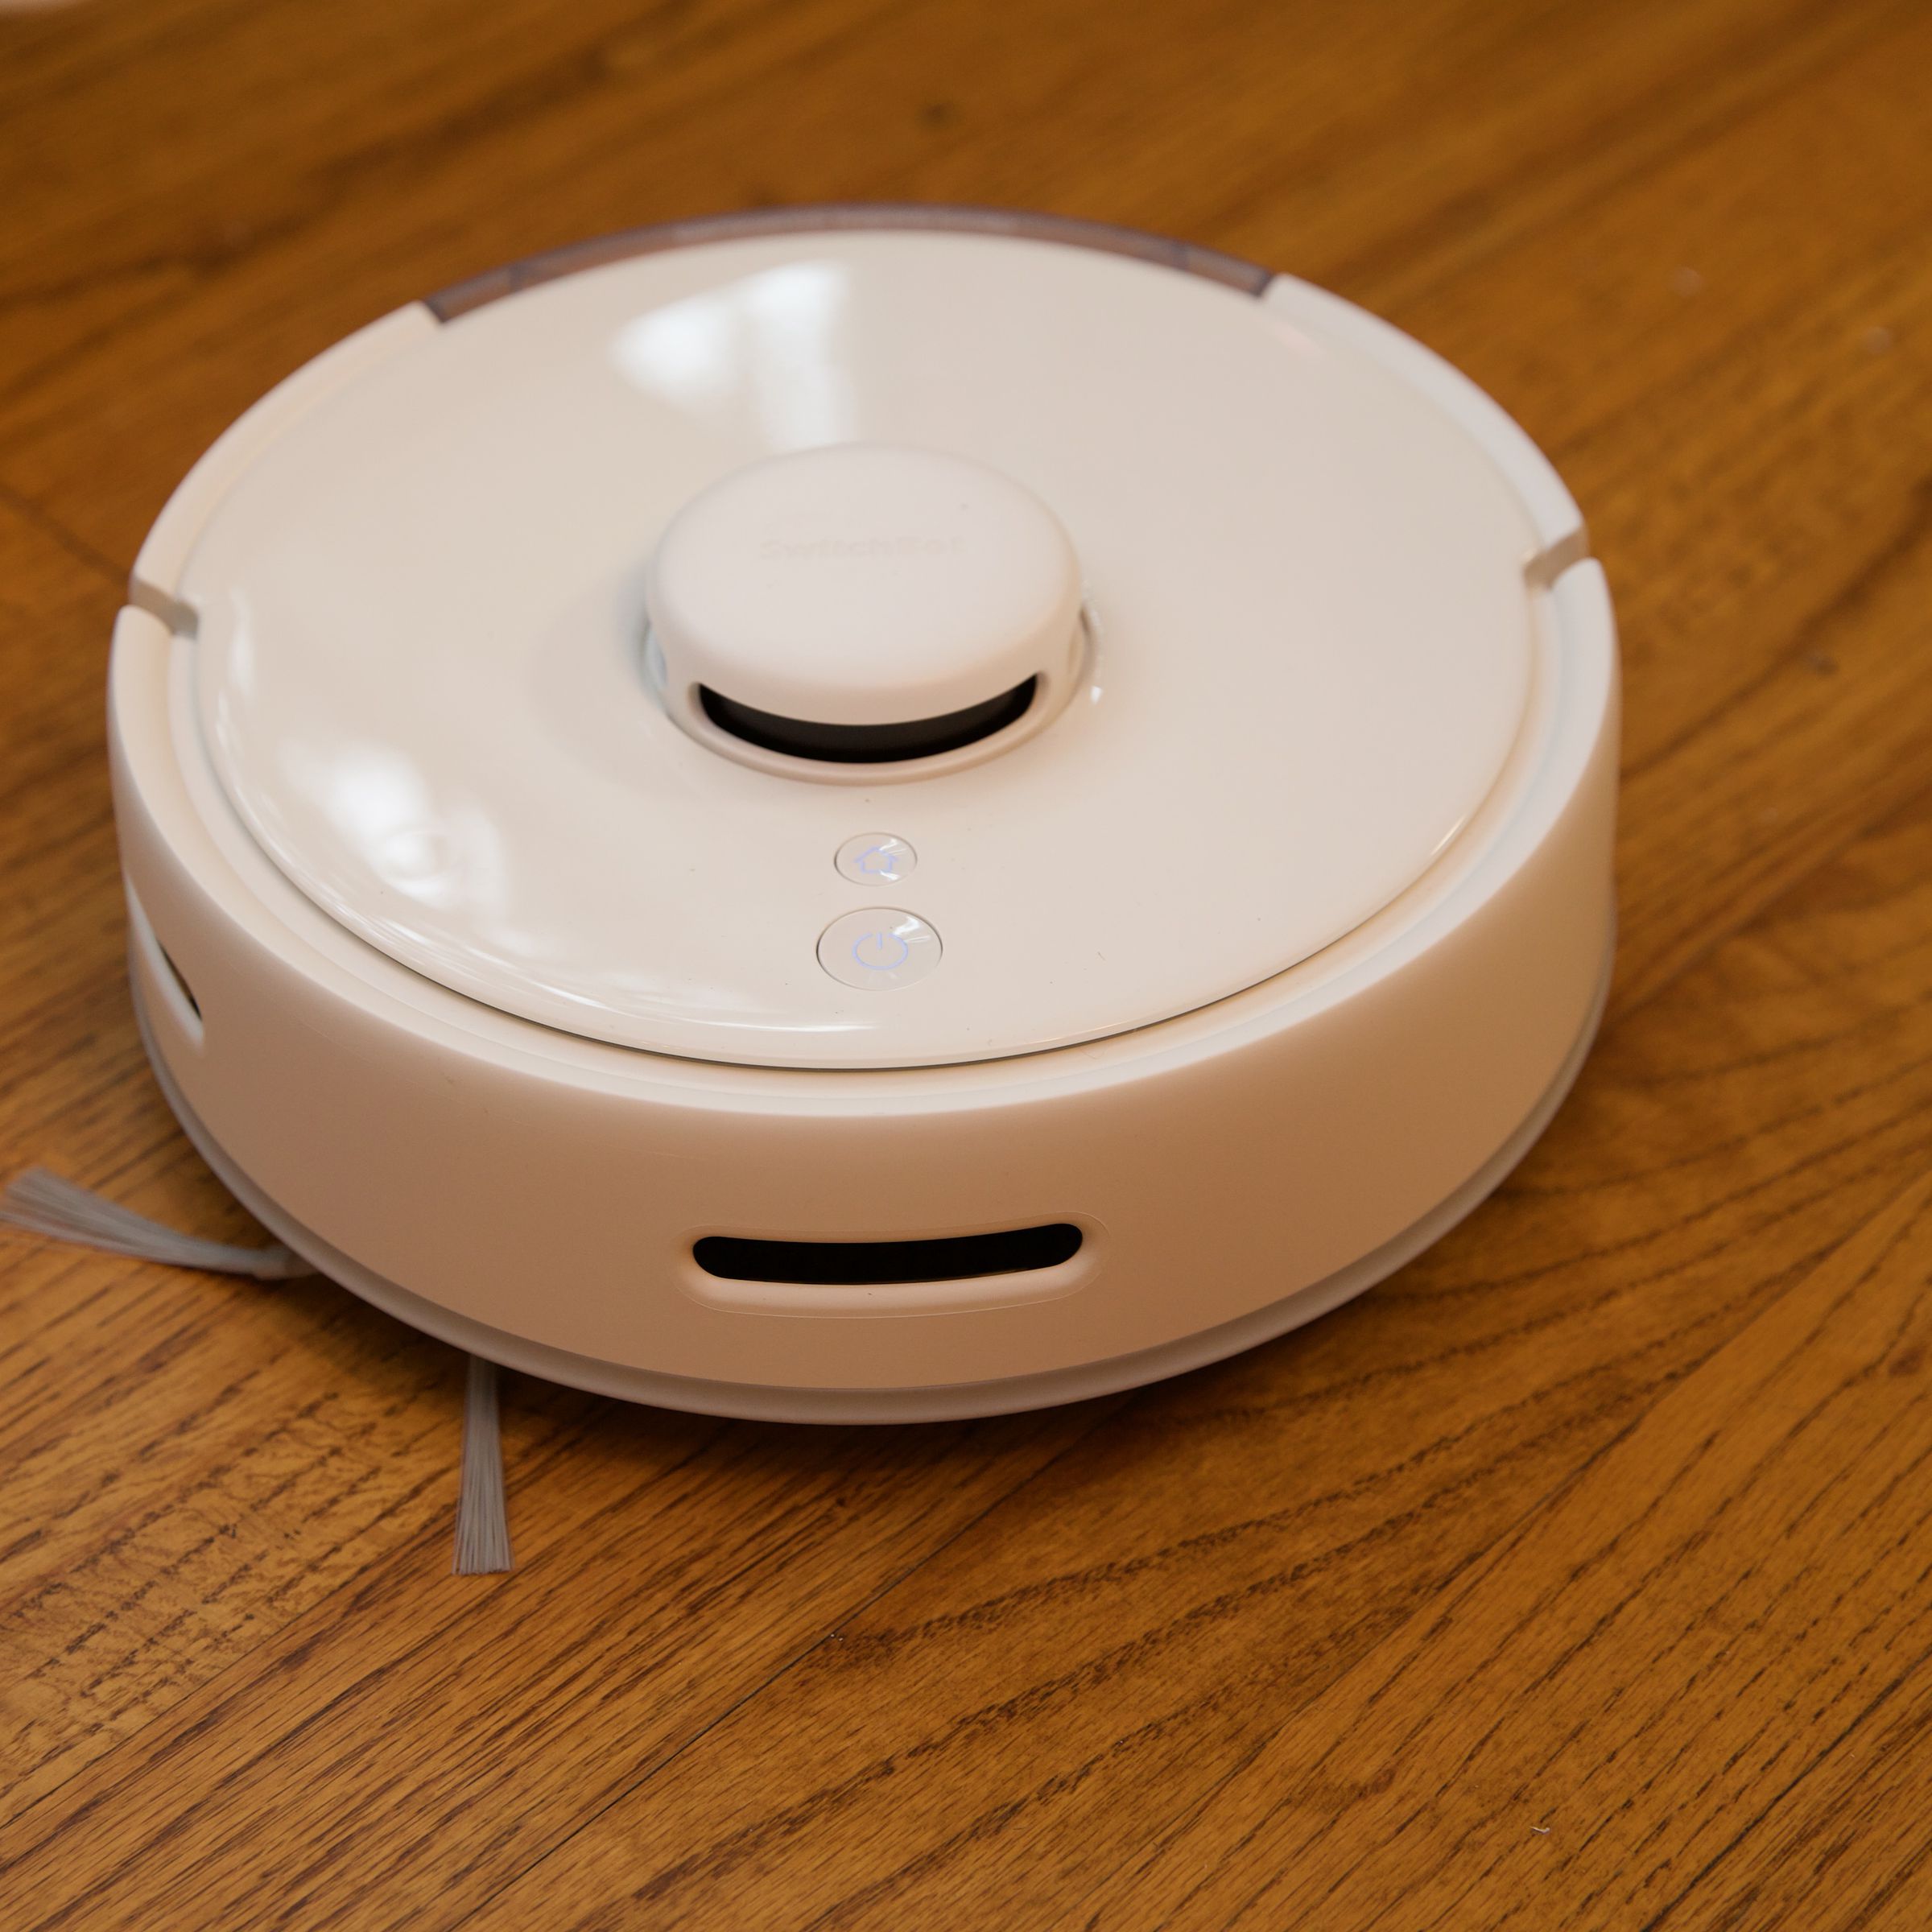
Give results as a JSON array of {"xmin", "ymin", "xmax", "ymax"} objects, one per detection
[{"xmin": 1, "ymin": 0, "xmax": 1928, "ymax": 1924}]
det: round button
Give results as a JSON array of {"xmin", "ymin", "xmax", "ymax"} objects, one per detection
[
  {"xmin": 818, "ymin": 910, "xmax": 942, "ymax": 991},
  {"xmin": 836, "ymin": 833, "xmax": 917, "ymax": 886}
]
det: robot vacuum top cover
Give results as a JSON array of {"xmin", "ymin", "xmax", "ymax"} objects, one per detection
[{"xmin": 174, "ymin": 215, "xmax": 1553, "ymax": 1071}]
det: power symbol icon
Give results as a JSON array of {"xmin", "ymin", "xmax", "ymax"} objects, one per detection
[{"xmin": 853, "ymin": 930, "xmax": 910, "ymax": 972}]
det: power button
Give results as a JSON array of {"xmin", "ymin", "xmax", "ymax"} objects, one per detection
[{"xmin": 818, "ymin": 910, "xmax": 942, "ymax": 991}]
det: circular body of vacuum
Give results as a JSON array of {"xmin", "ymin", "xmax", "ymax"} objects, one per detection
[{"xmin": 109, "ymin": 207, "xmax": 1619, "ymax": 1422}]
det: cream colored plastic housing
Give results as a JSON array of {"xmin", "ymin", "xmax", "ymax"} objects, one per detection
[{"xmin": 111, "ymin": 211, "xmax": 1618, "ymax": 1422}]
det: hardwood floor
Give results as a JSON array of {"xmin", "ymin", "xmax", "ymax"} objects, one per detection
[{"xmin": 2, "ymin": 0, "xmax": 1929, "ymax": 1924}]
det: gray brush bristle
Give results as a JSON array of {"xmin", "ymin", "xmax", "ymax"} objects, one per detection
[
  {"xmin": 0, "ymin": 1167, "xmax": 315, "ymax": 1279},
  {"xmin": 7, "ymin": 1167, "xmax": 514, "ymax": 1577},
  {"xmin": 453, "ymin": 1355, "xmax": 513, "ymax": 1575}
]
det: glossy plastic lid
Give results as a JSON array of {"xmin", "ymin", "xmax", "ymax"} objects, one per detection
[{"xmin": 183, "ymin": 221, "xmax": 1542, "ymax": 1068}]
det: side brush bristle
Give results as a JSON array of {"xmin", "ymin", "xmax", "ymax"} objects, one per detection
[
  {"xmin": 0, "ymin": 1166, "xmax": 315, "ymax": 1279},
  {"xmin": 453, "ymin": 1356, "xmax": 513, "ymax": 1575},
  {"xmin": 3, "ymin": 1166, "xmax": 517, "ymax": 1575}
]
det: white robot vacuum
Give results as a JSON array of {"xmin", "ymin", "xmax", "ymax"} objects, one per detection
[{"xmin": 109, "ymin": 207, "xmax": 1618, "ymax": 1422}]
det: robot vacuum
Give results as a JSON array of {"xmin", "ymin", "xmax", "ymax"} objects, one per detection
[{"xmin": 109, "ymin": 207, "xmax": 1618, "ymax": 1423}]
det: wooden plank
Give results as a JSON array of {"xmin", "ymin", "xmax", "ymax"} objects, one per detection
[
  {"xmin": 1069, "ymin": 1179, "xmax": 1932, "ymax": 1930},
  {"xmin": 5, "ymin": 771, "xmax": 1926, "ymax": 1927},
  {"xmin": 1369, "ymin": 4, "xmax": 1932, "ymax": 1020},
  {"xmin": 436, "ymin": 790, "xmax": 1932, "ymax": 1929},
  {"xmin": 0, "ymin": 0, "xmax": 1928, "ymax": 1923},
  {"xmin": 0, "ymin": 517, "xmax": 492, "ymax": 1821},
  {"xmin": 0, "ymin": 1348, "xmax": 1117, "ymax": 1920},
  {"xmin": 0, "ymin": 0, "xmax": 1889, "ymax": 564}
]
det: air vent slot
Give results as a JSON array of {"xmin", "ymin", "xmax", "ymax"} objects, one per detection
[
  {"xmin": 156, "ymin": 940, "xmax": 202, "ymax": 1023},
  {"xmin": 698, "ymin": 677, "xmax": 1036, "ymax": 764},
  {"xmin": 694, "ymin": 1222, "xmax": 1082, "ymax": 1286},
  {"xmin": 126, "ymin": 883, "xmax": 205, "ymax": 1047}
]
